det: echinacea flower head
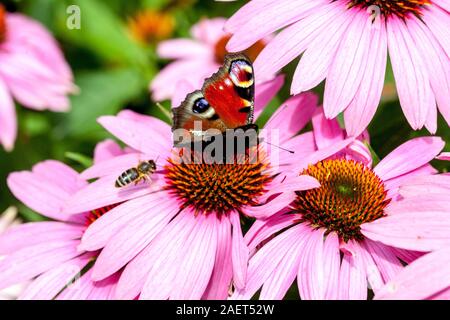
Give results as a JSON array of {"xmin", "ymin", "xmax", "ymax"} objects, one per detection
[
  {"xmin": 225, "ymin": 0, "xmax": 450, "ymax": 136},
  {"xmin": 0, "ymin": 140, "xmax": 127, "ymax": 299},
  {"xmin": 61, "ymin": 87, "xmax": 340, "ymax": 299},
  {"xmin": 0, "ymin": 5, "xmax": 75, "ymax": 151},
  {"xmin": 150, "ymin": 17, "xmax": 267, "ymax": 101},
  {"xmin": 127, "ymin": 9, "xmax": 175, "ymax": 44},
  {"xmin": 231, "ymin": 112, "xmax": 450, "ymax": 300}
]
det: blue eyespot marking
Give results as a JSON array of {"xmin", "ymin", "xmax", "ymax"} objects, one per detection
[{"xmin": 193, "ymin": 98, "xmax": 210, "ymax": 114}]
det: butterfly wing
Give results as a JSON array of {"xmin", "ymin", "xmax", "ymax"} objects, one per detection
[
  {"xmin": 202, "ymin": 53, "xmax": 255, "ymax": 128},
  {"xmin": 171, "ymin": 53, "xmax": 255, "ymax": 145}
]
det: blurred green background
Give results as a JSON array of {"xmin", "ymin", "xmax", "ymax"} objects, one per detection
[{"xmin": 0, "ymin": 0, "xmax": 449, "ymax": 222}]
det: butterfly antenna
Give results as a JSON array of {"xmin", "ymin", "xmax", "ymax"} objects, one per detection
[
  {"xmin": 263, "ymin": 141, "xmax": 295, "ymax": 154},
  {"xmin": 156, "ymin": 102, "xmax": 173, "ymax": 124}
]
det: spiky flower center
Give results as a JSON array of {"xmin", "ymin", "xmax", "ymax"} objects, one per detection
[
  {"xmin": 346, "ymin": 0, "xmax": 431, "ymax": 18},
  {"xmin": 0, "ymin": 5, "xmax": 6, "ymax": 43},
  {"xmin": 164, "ymin": 150, "xmax": 271, "ymax": 216},
  {"xmin": 128, "ymin": 10, "xmax": 174, "ymax": 44},
  {"xmin": 214, "ymin": 34, "xmax": 266, "ymax": 64},
  {"xmin": 294, "ymin": 159, "xmax": 390, "ymax": 241}
]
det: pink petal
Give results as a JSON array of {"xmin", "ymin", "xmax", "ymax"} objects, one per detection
[
  {"xmin": 361, "ymin": 211, "xmax": 450, "ymax": 251},
  {"xmin": 375, "ymin": 247, "xmax": 450, "ymax": 300},
  {"xmin": 7, "ymin": 160, "xmax": 85, "ymax": 221},
  {"xmin": 243, "ymin": 192, "xmax": 296, "ymax": 219},
  {"xmin": 322, "ymin": 232, "xmax": 343, "ymax": 299},
  {"xmin": 97, "ymin": 115, "xmax": 171, "ymax": 156},
  {"xmin": 230, "ymin": 212, "xmax": 249, "ymax": 290},
  {"xmin": 0, "ymin": 78, "xmax": 16, "ymax": 151},
  {"xmin": 254, "ymin": 75, "xmax": 284, "ymax": 119},
  {"xmin": 56, "ymin": 268, "xmax": 95, "ymax": 300},
  {"xmin": 225, "ymin": 0, "xmax": 282, "ymax": 33},
  {"xmin": 80, "ymin": 191, "xmax": 174, "ymax": 251},
  {"xmin": 385, "ymin": 194, "xmax": 450, "ymax": 216},
  {"xmin": 232, "ymin": 224, "xmax": 310, "ymax": 300},
  {"xmin": 87, "ymin": 272, "xmax": 120, "ymax": 300},
  {"xmin": 138, "ymin": 211, "xmax": 213, "ymax": 300},
  {"xmin": 363, "ymin": 239, "xmax": 403, "ymax": 283},
  {"xmin": 81, "ymin": 152, "xmax": 147, "ymax": 180},
  {"xmin": 337, "ymin": 241, "xmax": 367, "ymax": 300},
  {"xmin": 387, "ymin": 17, "xmax": 434, "ymax": 130},
  {"xmin": 259, "ymin": 230, "xmax": 306, "ymax": 300},
  {"xmin": 116, "ymin": 210, "xmax": 197, "ymax": 299},
  {"xmin": 291, "ymin": 8, "xmax": 354, "ymax": 94},
  {"xmin": 157, "ymin": 39, "xmax": 211, "ymax": 59},
  {"xmin": 170, "ymin": 214, "xmax": 218, "ymax": 299},
  {"xmin": 202, "ymin": 217, "xmax": 233, "ymax": 300},
  {"xmin": 63, "ymin": 174, "xmax": 163, "ymax": 215},
  {"xmin": 298, "ymin": 228, "xmax": 326, "ymax": 299},
  {"xmin": 226, "ymin": 0, "xmax": 328, "ymax": 52},
  {"xmin": 408, "ymin": 17, "xmax": 450, "ymax": 128},
  {"xmin": 312, "ymin": 107, "xmax": 344, "ymax": 150},
  {"xmin": 0, "ymin": 222, "xmax": 83, "ymax": 255},
  {"xmin": 323, "ymin": 10, "xmax": 372, "ymax": 118},
  {"xmin": 399, "ymin": 174, "xmax": 450, "ymax": 197},
  {"xmin": 93, "ymin": 139, "xmax": 123, "ymax": 164},
  {"xmin": 91, "ymin": 194, "xmax": 180, "ymax": 280},
  {"xmin": 117, "ymin": 109, "xmax": 172, "ymax": 138},
  {"xmin": 245, "ymin": 211, "xmax": 300, "ymax": 252},
  {"xmin": 373, "ymin": 137, "xmax": 444, "ymax": 181},
  {"xmin": 259, "ymin": 174, "xmax": 320, "ymax": 203},
  {"xmin": 289, "ymin": 137, "xmax": 355, "ymax": 172},
  {"xmin": 171, "ymin": 80, "xmax": 197, "ymax": 109},
  {"xmin": 263, "ymin": 92, "xmax": 318, "ymax": 143},
  {"xmin": 437, "ymin": 152, "xmax": 450, "ymax": 161},
  {"xmin": 383, "ymin": 164, "xmax": 437, "ymax": 197},
  {"xmin": 344, "ymin": 21, "xmax": 387, "ymax": 136},
  {"xmin": 18, "ymin": 254, "xmax": 92, "ymax": 300},
  {"xmin": 422, "ymin": 6, "xmax": 450, "ymax": 60},
  {"xmin": 0, "ymin": 240, "xmax": 80, "ymax": 290},
  {"xmin": 151, "ymin": 59, "xmax": 215, "ymax": 101},
  {"xmin": 190, "ymin": 17, "xmax": 227, "ymax": 45},
  {"xmin": 252, "ymin": 2, "xmax": 341, "ymax": 82}
]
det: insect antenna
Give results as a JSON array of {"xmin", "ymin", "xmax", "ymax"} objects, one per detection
[{"xmin": 263, "ymin": 141, "xmax": 295, "ymax": 154}]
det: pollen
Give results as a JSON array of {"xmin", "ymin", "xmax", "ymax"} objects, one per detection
[
  {"xmin": 293, "ymin": 159, "xmax": 390, "ymax": 241},
  {"xmin": 128, "ymin": 9, "xmax": 174, "ymax": 44},
  {"xmin": 164, "ymin": 149, "xmax": 271, "ymax": 216},
  {"xmin": 0, "ymin": 5, "xmax": 6, "ymax": 43},
  {"xmin": 347, "ymin": 0, "xmax": 431, "ymax": 19},
  {"xmin": 214, "ymin": 34, "xmax": 266, "ymax": 64}
]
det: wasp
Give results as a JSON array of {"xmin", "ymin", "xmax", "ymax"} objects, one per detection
[{"xmin": 115, "ymin": 160, "xmax": 156, "ymax": 188}]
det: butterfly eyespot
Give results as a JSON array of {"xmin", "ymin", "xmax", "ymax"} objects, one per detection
[
  {"xmin": 230, "ymin": 60, "xmax": 253, "ymax": 88},
  {"xmin": 193, "ymin": 98, "xmax": 210, "ymax": 114}
]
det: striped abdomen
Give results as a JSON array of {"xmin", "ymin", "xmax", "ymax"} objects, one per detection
[{"xmin": 115, "ymin": 168, "xmax": 139, "ymax": 188}]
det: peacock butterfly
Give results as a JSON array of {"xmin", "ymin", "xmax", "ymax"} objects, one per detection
[{"xmin": 171, "ymin": 53, "xmax": 258, "ymax": 148}]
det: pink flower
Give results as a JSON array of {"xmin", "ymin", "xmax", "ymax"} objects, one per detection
[
  {"xmin": 0, "ymin": 207, "xmax": 27, "ymax": 300},
  {"xmin": 0, "ymin": 6, "xmax": 74, "ymax": 151},
  {"xmin": 150, "ymin": 17, "xmax": 268, "ymax": 101},
  {"xmin": 0, "ymin": 140, "xmax": 125, "ymax": 299},
  {"xmin": 231, "ymin": 115, "xmax": 449, "ymax": 300},
  {"xmin": 225, "ymin": 0, "xmax": 450, "ymax": 136},
  {"xmin": 61, "ymin": 88, "xmax": 347, "ymax": 299},
  {"xmin": 373, "ymin": 172, "xmax": 450, "ymax": 300}
]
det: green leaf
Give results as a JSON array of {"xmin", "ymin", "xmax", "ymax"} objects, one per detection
[
  {"xmin": 65, "ymin": 151, "xmax": 93, "ymax": 168},
  {"xmin": 55, "ymin": 0, "xmax": 149, "ymax": 68},
  {"xmin": 60, "ymin": 67, "xmax": 147, "ymax": 138},
  {"xmin": 18, "ymin": 205, "xmax": 47, "ymax": 222}
]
